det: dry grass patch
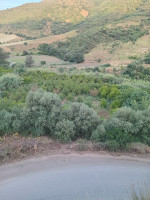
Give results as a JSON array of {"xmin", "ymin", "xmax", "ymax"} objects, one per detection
[
  {"xmin": 0, "ymin": 30, "xmax": 76, "ymax": 53},
  {"xmin": 128, "ymin": 142, "xmax": 150, "ymax": 154},
  {"xmin": 0, "ymin": 33, "xmax": 23, "ymax": 43}
]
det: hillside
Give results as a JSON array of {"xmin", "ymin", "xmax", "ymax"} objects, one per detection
[
  {"xmin": 0, "ymin": 0, "xmax": 149, "ymax": 38},
  {"xmin": 0, "ymin": 0, "xmax": 149, "ymax": 66},
  {"xmin": 0, "ymin": 0, "xmax": 145, "ymax": 24}
]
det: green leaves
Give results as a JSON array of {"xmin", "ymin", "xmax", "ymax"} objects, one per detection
[{"xmin": 0, "ymin": 73, "xmax": 22, "ymax": 91}]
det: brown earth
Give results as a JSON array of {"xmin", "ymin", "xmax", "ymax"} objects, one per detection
[
  {"xmin": 0, "ymin": 134, "xmax": 150, "ymax": 166},
  {"xmin": 0, "ymin": 30, "xmax": 76, "ymax": 53}
]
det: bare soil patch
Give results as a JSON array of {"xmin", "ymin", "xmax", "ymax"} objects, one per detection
[
  {"xmin": 0, "ymin": 135, "xmax": 150, "ymax": 166},
  {"xmin": 0, "ymin": 33, "xmax": 23, "ymax": 43}
]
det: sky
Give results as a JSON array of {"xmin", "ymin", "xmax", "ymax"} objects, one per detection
[{"xmin": 0, "ymin": 0, "xmax": 41, "ymax": 11}]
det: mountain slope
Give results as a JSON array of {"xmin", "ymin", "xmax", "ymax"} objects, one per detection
[
  {"xmin": 0, "ymin": 0, "xmax": 146, "ymax": 24},
  {"xmin": 0, "ymin": 0, "xmax": 149, "ymax": 66}
]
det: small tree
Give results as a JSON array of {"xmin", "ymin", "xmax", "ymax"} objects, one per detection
[
  {"xmin": 25, "ymin": 55, "xmax": 34, "ymax": 68},
  {"xmin": 0, "ymin": 48, "xmax": 9, "ymax": 65}
]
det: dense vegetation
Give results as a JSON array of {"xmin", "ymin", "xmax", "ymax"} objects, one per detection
[{"xmin": 0, "ymin": 48, "xmax": 149, "ymax": 151}]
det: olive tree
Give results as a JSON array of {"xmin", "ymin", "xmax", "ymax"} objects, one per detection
[
  {"xmin": 64, "ymin": 102, "xmax": 100, "ymax": 138},
  {"xmin": 21, "ymin": 89, "xmax": 62, "ymax": 137}
]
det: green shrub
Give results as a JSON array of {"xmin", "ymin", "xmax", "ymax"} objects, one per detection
[
  {"xmin": 54, "ymin": 119, "xmax": 75, "ymax": 142},
  {"xmin": 144, "ymin": 54, "xmax": 150, "ymax": 64},
  {"xmin": 123, "ymin": 62, "xmax": 150, "ymax": 80},
  {"xmin": 25, "ymin": 55, "xmax": 34, "ymax": 68},
  {"xmin": 0, "ymin": 66, "xmax": 13, "ymax": 76},
  {"xmin": 93, "ymin": 67, "xmax": 100, "ymax": 72},
  {"xmin": 91, "ymin": 124, "xmax": 106, "ymax": 142},
  {"xmin": 58, "ymin": 67, "xmax": 65, "ymax": 73},
  {"xmin": 24, "ymin": 42, "xmax": 28, "ymax": 46},
  {"xmin": 91, "ymin": 107, "xmax": 150, "ymax": 150},
  {"xmin": 0, "ymin": 48, "xmax": 9, "ymax": 65},
  {"xmin": 123, "ymin": 91, "xmax": 150, "ymax": 110},
  {"xmin": 40, "ymin": 61, "xmax": 46, "ymax": 65},
  {"xmin": 0, "ymin": 110, "xmax": 12, "ymax": 135},
  {"xmin": 21, "ymin": 89, "xmax": 62, "ymax": 137},
  {"xmin": 22, "ymin": 50, "xmax": 29, "ymax": 56},
  {"xmin": 101, "ymin": 63, "xmax": 111, "ymax": 68},
  {"xmin": 100, "ymin": 98, "xmax": 107, "ymax": 108},
  {"xmin": 65, "ymin": 102, "xmax": 100, "ymax": 138},
  {"xmin": 0, "ymin": 73, "xmax": 22, "ymax": 91}
]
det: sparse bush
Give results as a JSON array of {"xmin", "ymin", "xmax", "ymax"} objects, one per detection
[
  {"xmin": 77, "ymin": 139, "xmax": 88, "ymax": 151},
  {"xmin": 103, "ymin": 140, "xmax": 120, "ymax": 152},
  {"xmin": 58, "ymin": 67, "xmax": 65, "ymax": 73},
  {"xmin": 22, "ymin": 50, "xmax": 29, "ymax": 56},
  {"xmin": 128, "ymin": 142, "xmax": 150, "ymax": 154},
  {"xmin": 93, "ymin": 67, "xmax": 100, "ymax": 72},
  {"xmin": 101, "ymin": 63, "xmax": 111, "ymax": 68},
  {"xmin": 131, "ymin": 187, "xmax": 150, "ymax": 200}
]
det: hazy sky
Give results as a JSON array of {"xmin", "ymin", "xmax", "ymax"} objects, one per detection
[{"xmin": 0, "ymin": 0, "xmax": 41, "ymax": 11}]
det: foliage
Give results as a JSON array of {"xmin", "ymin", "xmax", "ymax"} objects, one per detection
[
  {"xmin": 123, "ymin": 91, "xmax": 150, "ymax": 110},
  {"xmin": 25, "ymin": 55, "xmax": 34, "ymax": 68},
  {"xmin": 39, "ymin": 25, "xmax": 148, "ymax": 63},
  {"xmin": 91, "ymin": 107, "xmax": 150, "ymax": 150},
  {"xmin": 65, "ymin": 102, "xmax": 100, "ymax": 138},
  {"xmin": 40, "ymin": 61, "xmax": 46, "ymax": 66},
  {"xmin": 144, "ymin": 54, "xmax": 150, "ymax": 64},
  {"xmin": 0, "ymin": 66, "xmax": 13, "ymax": 76},
  {"xmin": 0, "ymin": 48, "xmax": 9, "ymax": 65},
  {"xmin": 54, "ymin": 119, "xmax": 75, "ymax": 142},
  {"xmin": 123, "ymin": 62, "xmax": 150, "ymax": 81},
  {"xmin": 0, "ymin": 110, "xmax": 12, "ymax": 135},
  {"xmin": 0, "ymin": 107, "xmax": 21, "ymax": 136},
  {"xmin": 0, "ymin": 67, "xmax": 149, "ymax": 150},
  {"xmin": 0, "ymin": 73, "xmax": 22, "ymax": 91},
  {"xmin": 21, "ymin": 89, "xmax": 62, "ymax": 137}
]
